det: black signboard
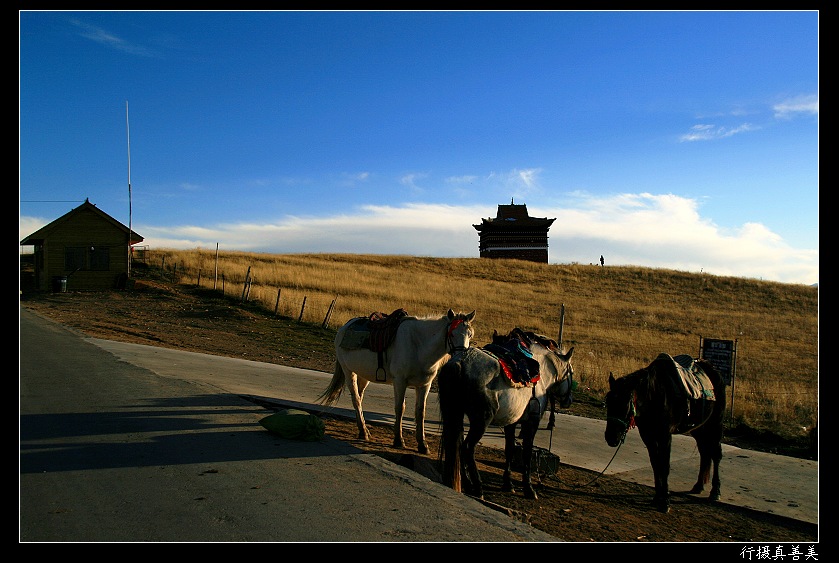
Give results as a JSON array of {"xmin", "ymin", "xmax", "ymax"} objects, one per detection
[{"xmin": 700, "ymin": 338, "xmax": 736, "ymax": 385}]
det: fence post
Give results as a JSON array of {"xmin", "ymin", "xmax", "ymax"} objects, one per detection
[
  {"xmin": 557, "ymin": 303, "xmax": 565, "ymax": 351},
  {"xmin": 241, "ymin": 266, "xmax": 251, "ymax": 303},
  {"xmin": 214, "ymin": 243, "xmax": 219, "ymax": 290},
  {"xmin": 298, "ymin": 296, "xmax": 307, "ymax": 322},
  {"xmin": 322, "ymin": 296, "xmax": 337, "ymax": 328}
]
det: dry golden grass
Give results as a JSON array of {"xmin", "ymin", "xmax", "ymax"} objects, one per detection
[{"xmin": 151, "ymin": 248, "xmax": 818, "ymax": 440}]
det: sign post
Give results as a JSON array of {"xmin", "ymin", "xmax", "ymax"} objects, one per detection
[{"xmin": 699, "ymin": 337, "xmax": 737, "ymax": 421}]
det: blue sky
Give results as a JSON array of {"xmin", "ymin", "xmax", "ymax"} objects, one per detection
[{"xmin": 19, "ymin": 10, "xmax": 819, "ymax": 285}]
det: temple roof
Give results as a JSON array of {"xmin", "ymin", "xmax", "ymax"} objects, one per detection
[{"xmin": 473, "ymin": 202, "xmax": 556, "ymax": 231}]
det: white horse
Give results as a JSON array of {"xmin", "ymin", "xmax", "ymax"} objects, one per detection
[{"xmin": 318, "ymin": 308, "xmax": 476, "ymax": 454}]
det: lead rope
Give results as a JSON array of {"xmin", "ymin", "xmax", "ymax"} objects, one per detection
[
  {"xmin": 571, "ymin": 392, "xmax": 636, "ymax": 488},
  {"xmin": 571, "ymin": 438, "xmax": 625, "ymax": 489},
  {"xmin": 537, "ymin": 412, "xmax": 624, "ymax": 488}
]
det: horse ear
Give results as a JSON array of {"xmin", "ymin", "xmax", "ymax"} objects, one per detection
[
  {"xmin": 608, "ymin": 372, "xmax": 615, "ymax": 385},
  {"xmin": 466, "ymin": 310, "xmax": 476, "ymax": 321},
  {"xmin": 447, "ymin": 308, "xmax": 455, "ymax": 319}
]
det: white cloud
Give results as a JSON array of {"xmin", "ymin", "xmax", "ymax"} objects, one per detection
[
  {"xmin": 773, "ymin": 94, "xmax": 819, "ymax": 119},
  {"xmin": 681, "ymin": 92, "xmax": 818, "ymax": 142},
  {"xmin": 69, "ymin": 18, "xmax": 159, "ymax": 57},
  {"xmin": 19, "ymin": 195, "xmax": 818, "ymax": 285},
  {"xmin": 679, "ymin": 123, "xmax": 756, "ymax": 142}
]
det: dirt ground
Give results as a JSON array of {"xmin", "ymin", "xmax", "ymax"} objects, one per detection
[{"xmin": 19, "ymin": 275, "xmax": 818, "ymax": 543}]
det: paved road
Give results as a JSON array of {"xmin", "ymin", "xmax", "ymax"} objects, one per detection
[
  {"xmin": 20, "ymin": 306, "xmax": 818, "ymax": 541},
  {"xmin": 19, "ymin": 307, "xmax": 555, "ymax": 542}
]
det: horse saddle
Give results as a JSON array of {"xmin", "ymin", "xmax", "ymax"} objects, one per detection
[
  {"xmin": 658, "ymin": 353, "xmax": 715, "ymax": 402},
  {"xmin": 656, "ymin": 353, "xmax": 716, "ymax": 432},
  {"xmin": 484, "ymin": 337, "xmax": 540, "ymax": 388},
  {"xmin": 339, "ymin": 308, "xmax": 409, "ymax": 351}
]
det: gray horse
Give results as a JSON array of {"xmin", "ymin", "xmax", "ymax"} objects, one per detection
[{"xmin": 439, "ymin": 329, "xmax": 574, "ymax": 500}]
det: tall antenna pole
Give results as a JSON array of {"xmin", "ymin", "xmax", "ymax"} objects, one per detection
[{"xmin": 126, "ymin": 100, "xmax": 132, "ymax": 278}]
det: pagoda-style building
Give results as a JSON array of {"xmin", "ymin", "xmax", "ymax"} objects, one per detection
[{"xmin": 473, "ymin": 200, "xmax": 556, "ymax": 263}]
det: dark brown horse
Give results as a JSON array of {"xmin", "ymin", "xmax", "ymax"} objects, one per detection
[{"xmin": 604, "ymin": 354, "xmax": 726, "ymax": 513}]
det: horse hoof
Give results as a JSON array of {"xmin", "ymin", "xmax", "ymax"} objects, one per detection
[
  {"xmin": 689, "ymin": 484, "xmax": 704, "ymax": 494},
  {"xmin": 392, "ymin": 439, "xmax": 404, "ymax": 449},
  {"xmin": 652, "ymin": 498, "xmax": 670, "ymax": 513},
  {"xmin": 417, "ymin": 443, "xmax": 429, "ymax": 455},
  {"xmin": 525, "ymin": 490, "xmax": 538, "ymax": 501},
  {"xmin": 709, "ymin": 490, "xmax": 721, "ymax": 502}
]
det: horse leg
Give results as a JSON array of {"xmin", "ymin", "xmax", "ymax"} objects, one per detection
[
  {"xmin": 462, "ymin": 424, "xmax": 487, "ymax": 499},
  {"xmin": 502, "ymin": 425, "xmax": 517, "ymax": 493},
  {"xmin": 704, "ymin": 435, "xmax": 723, "ymax": 502},
  {"xmin": 392, "ymin": 380, "xmax": 408, "ymax": 449},
  {"xmin": 690, "ymin": 435, "xmax": 711, "ymax": 495},
  {"xmin": 519, "ymin": 419, "xmax": 540, "ymax": 500},
  {"xmin": 348, "ymin": 374, "xmax": 371, "ymax": 441},
  {"xmin": 709, "ymin": 446, "xmax": 722, "ymax": 502},
  {"xmin": 546, "ymin": 396, "xmax": 556, "ymax": 430},
  {"xmin": 641, "ymin": 428, "xmax": 672, "ymax": 513},
  {"xmin": 413, "ymin": 382, "xmax": 432, "ymax": 454},
  {"xmin": 690, "ymin": 430, "xmax": 723, "ymax": 502}
]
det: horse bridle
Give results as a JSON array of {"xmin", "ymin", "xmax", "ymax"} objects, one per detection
[
  {"xmin": 606, "ymin": 389, "xmax": 637, "ymax": 444},
  {"xmin": 446, "ymin": 318, "xmax": 472, "ymax": 354},
  {"xmin": 549, "ymin": 361, "xmax": 574, "ymax": 400}
]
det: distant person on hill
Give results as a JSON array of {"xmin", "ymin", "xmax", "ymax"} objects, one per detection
[{"xmin": 600, "ymin": 255, "xmax": 605, "ymax": 267}]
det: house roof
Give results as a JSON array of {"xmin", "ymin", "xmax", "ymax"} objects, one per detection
[
  {"xmin": 20, "ymin": 199, "xmax": 144, "ymax": 246},
  {"xmin": 473, "ymin": 202, "xmax": 556, "ymax": 231}
]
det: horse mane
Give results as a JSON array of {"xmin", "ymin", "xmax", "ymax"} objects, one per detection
[
  {"xmin": 503, "ymin": 328, "xmax": 560, "ymax": 352},
  {"xmin": 414, "ymin": 310, "xmax": 472, "ymax": 322},
  {"xmin": 615, "ymin": 367, "xmax": 649, "ymax": 394}
]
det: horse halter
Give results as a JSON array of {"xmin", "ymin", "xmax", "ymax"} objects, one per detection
[
  {"xmin": 606, "ymin": 389, "xmax": 636, "ymax": 444},
  {"xmin": 446, "ymin": 318, "xmax": 472, "ymax": 354},
  {"xmin": 552, "ymin": 362, "xmax": 575, "ymax": 407}
]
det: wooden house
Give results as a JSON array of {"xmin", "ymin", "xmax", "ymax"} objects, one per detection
[
  {"xmin": 473, "ymin": 200, "xmax": 556, "ymax": 263},
  {"xmin": 20, "ymin": 199, "xmax": 144, "ymax": 292}
]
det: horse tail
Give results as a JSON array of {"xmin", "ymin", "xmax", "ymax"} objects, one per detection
[
  {"xmin": 438, "ymin": 357, "xmax": 464, "ymax": 492},
  {"xmin": 317, "ymin": 361, "xmax": 346, "ymax": 406}
]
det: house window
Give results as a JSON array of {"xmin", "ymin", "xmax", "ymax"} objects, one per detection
[
  {"xmin": 89, "ymin": 246, "xmax": 110, "ymax": 271},
  {"xmin": 65, "ymin": 246, "xmax": 111, "ymax": 272},
  {"xmin": 65, "ymin": 247, "xmax": 87, "ymax": 272}
]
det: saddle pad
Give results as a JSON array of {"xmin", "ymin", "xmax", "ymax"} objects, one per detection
[
  {"xmin": 338, "ymin": 310, "xmax": 409, "ymax": 351},
  {"xmin": 657, "ymin": 353, "xmax": 715, "ymax": 401},
  {"xmin": 339, "ymin": 317, "xmax": 372, "ymax": 350}
]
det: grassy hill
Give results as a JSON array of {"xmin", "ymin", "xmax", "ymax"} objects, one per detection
[{"xmin": 147, "ymin": 249, "xmax": 818, "ymax": 447}]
